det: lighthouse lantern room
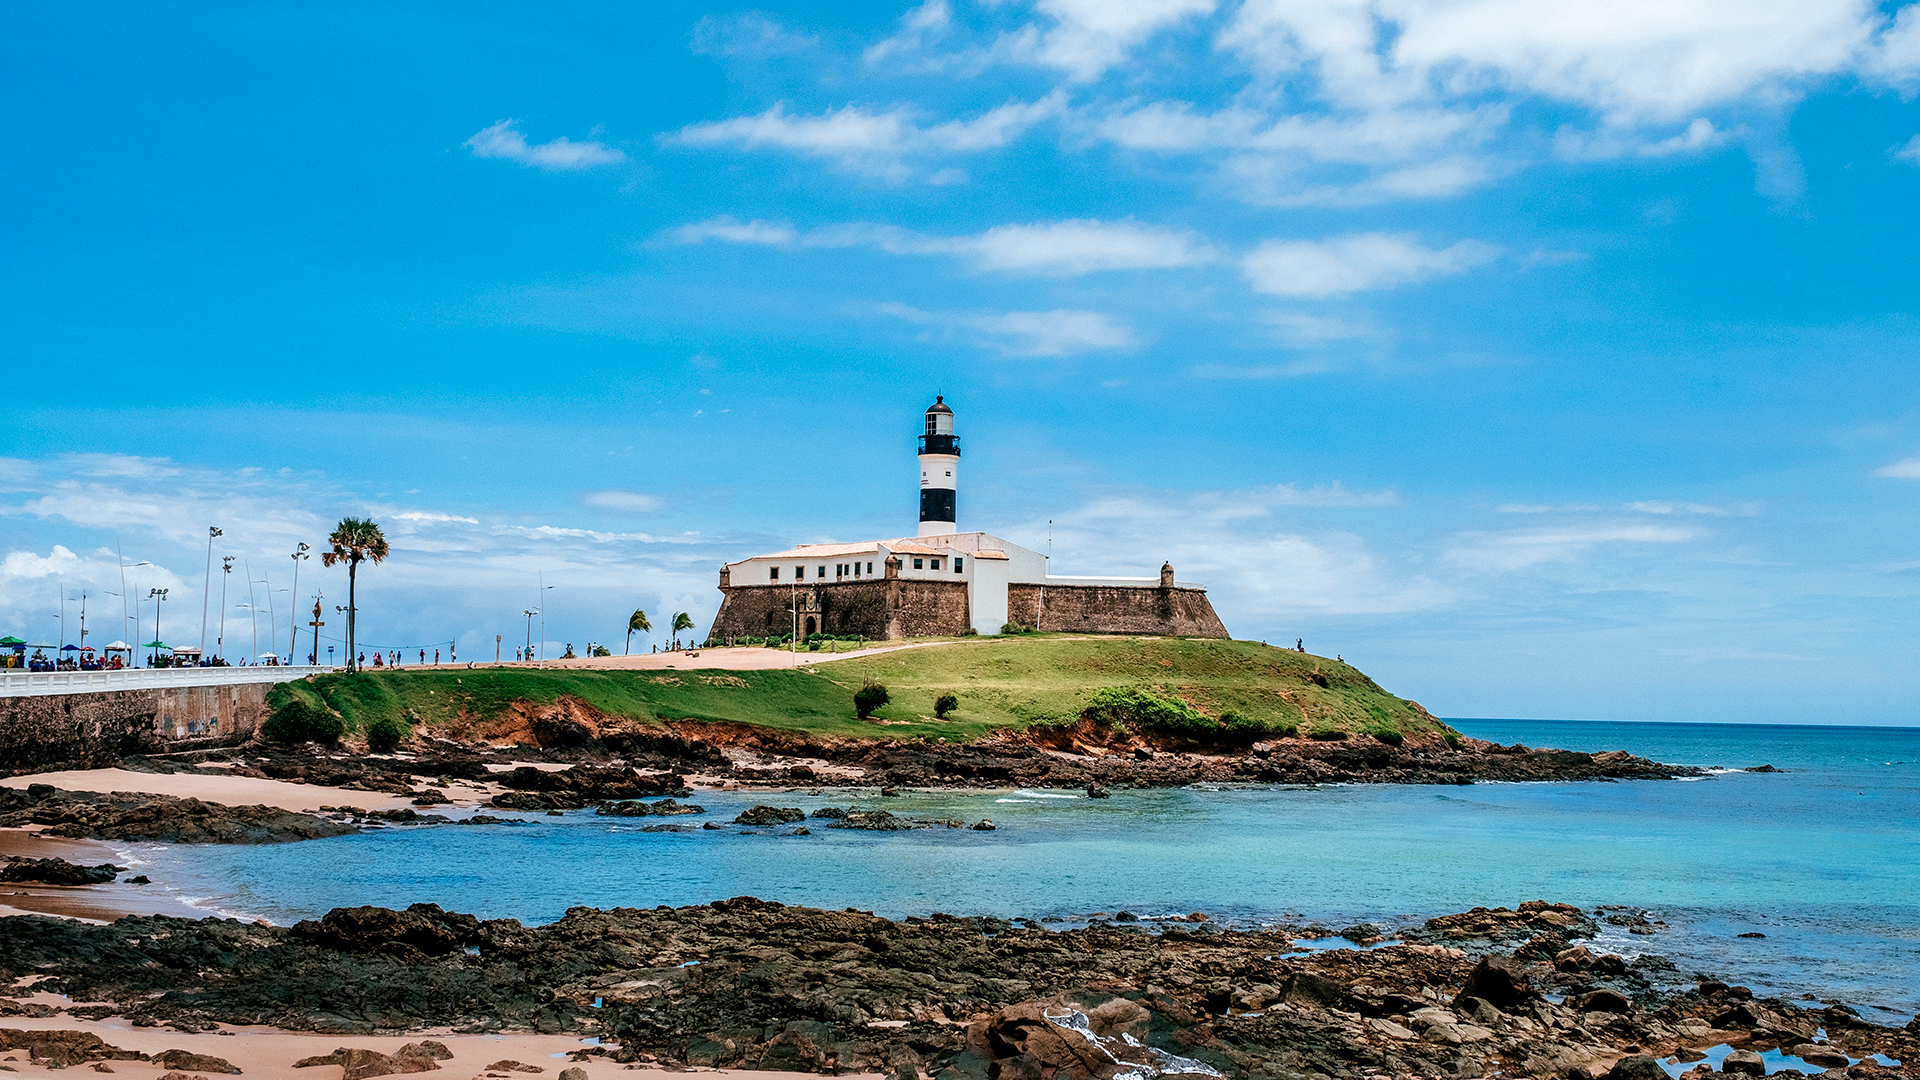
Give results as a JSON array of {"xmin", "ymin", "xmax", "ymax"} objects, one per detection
[{"xmin": 917, "ymin": 395, "xmax": 960, "ymax": 537}]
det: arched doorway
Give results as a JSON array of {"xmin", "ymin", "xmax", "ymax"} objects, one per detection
[{"xmin": 804, "ymin": 616, "xmax": 817, "ymax": 636}]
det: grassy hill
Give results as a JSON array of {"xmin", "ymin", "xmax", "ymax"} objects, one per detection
[{"xmin": 268, "ymin": 634, "xmax": 1448, "ymax": 746}]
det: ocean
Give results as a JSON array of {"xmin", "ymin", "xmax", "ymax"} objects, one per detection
[{"xmin": 129, "ymin": 719, "xmax": 1920, "ymax": 1020}]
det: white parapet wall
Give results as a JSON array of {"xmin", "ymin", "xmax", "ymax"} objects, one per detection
[{"xmin": 0, "ymin": 666, "xmax": 337, "ymax": 699}]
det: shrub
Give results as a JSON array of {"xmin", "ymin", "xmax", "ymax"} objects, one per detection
[
  {"xmin": 934, "ymin": 692, "xmax": 958, "ymax": 718},
  {"xmin": 365, "ymin": 714, "xmax": 410, "ymax": 753},
  {"xmin": 261, "ymin": 697, "xmax": 344, "ymax": 744},
  {"xmin": 808, "ymin": 641, "xmax": 821, "ymax": 651},
  {"xmin": 854, "ymin": 680, "xmax": 890, "ymax": 718},
  {"xmin": 1000, "ymin": 622, "xmax": 1034, "ymax": 635},
  {"xmin": 1306, "ymin": 727, "xmax": 1348, "ymax": 741},
  {"xmin": 590, "ymin": 645, "xmax": 611, "ymax": 657},
  {"xmin": 1083, "ymin": 686, "xmax": 1211, "ymax": 735},
  {"xmin": 1371, "ymin": 728, "xmax": 1404, "ymax": 747},
  {"xmin": 1443, "ymin": 731, "xmax": 1463, "ymax": 750}
]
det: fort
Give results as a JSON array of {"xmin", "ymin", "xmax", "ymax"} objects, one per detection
[{"xmin": 709, "ymin": 397, "xmax": 1228, "ymax": 642}]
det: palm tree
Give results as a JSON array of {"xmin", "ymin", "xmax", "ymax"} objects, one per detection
[
  {"xmin": 671, "ymin": 611, "xmax": 694, "ymax": 649},
  {"xmin": 321, "ymin": 517, "xmax": 388, "ymax": 672},
  {"xmin": 626, "ymin": 609, "xmax": 650, "ymax": 655}
]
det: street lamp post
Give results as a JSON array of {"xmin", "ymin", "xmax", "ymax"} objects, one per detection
[
  {"xmin": 522, "ymin": 609, "xmax": 536, "ymax": 662},
  {"xmin": 200, "ymin": 526, "xmax": 222, "ymax": 658},
  {"xmin": 218, "ymin": 556, "xmax": 233, "ymax": 662},
  {"xmin": 149, "ymin": 588, "xmax": 168, "ymax": 667},
  {"xmin": 288, "ymin": 545, "xmax": 309, "ymax": 662}
]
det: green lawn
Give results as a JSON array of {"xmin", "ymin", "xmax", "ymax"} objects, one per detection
[{"xmin": 270, "ymin": 634, "xmax": 1444, "ymax": 744}]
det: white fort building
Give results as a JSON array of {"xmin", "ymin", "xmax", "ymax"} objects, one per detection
[{"xmin": 708, "ymin": 398, "xmax": 1228, "ymax": 642}]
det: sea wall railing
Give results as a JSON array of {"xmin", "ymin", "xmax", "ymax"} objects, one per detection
[{"xmin": 0, "ymin": 665, "xmax": 337, "ymax": 698}]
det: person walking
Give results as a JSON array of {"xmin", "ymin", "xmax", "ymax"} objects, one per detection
[
  {"xmin": 419, "ymin": 648, "xmax": 425, "ymax": 665},
  {"xmin": 434, "ymin": 648, "xmax": 440, "ymax": 665}
]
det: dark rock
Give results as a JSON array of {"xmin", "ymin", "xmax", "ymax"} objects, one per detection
[
  {"xmin": 395, "ymin": 1042, "xmax": 452, "ymax": 1061},
  {"xmin": 1746, "ymin": 765, "xmax": 1780, "ymax": 772},
  {"xmin": 829, "ymin": 810, "xmax": 916, "ymax": 831},
  {"xmin": 1722, "ymin": 1049, "xmax": 1767, "ymax": 1076},
  {"xmin": 292, "ymin": 1047, "xmax": 441, "ymax": 1079},
  {"xmin": 126, "ymin": 876, "xmax": 150, "ymax": 885},
  {"xmin": 1571, "ymin": 989, "xmax": 1633, "ymax": 1014},
  {"xmin": 0, "ymin": 858, "xmax": 120, "ymax": 886},
  {"xmin": 1086, "ymin": 784, "xmax": 1109, "ymax": 799},
  {"xmin": 1737, "ymin": 932, "xmax": 1766, "ymax": 938},
  {"xmin": 880, "ymin": 786, "xmax": 900, "ymax": 797},
  {"xmin": 482, "ymin": 1062, "xmax": 540, "ymax": 1073},
  {"xmin": 1456, "ymin": 953, "xmax": 1536, "ymax": 1011},
  {"xmin": 153, "ymin": 1050, "xmax": 240, "ymax": 1074},
  {"xmin": 291, "ymin": 903, "xmax": 479, "ymax": 957},
  {"xmin": 0, "ymin": 789, "xmax": 355, "ymax": 844},
  {"xmin": 732, "ymin": 806, "xmax": 805, "ymax": 826},
  {"xmin": 1607, "ymin": 1054, "xmax": 1666, "ymax": 1080},
  {"xmin": 809, "ymin": 807, "xmax": 849, "ymax": 819},
  {"xmin": 970, "ymin": 819, "xmax": 995, "ymax": 831},
  {"xmin": 410, "ymin": 790, "xmax": 448, "ymax": 806}
]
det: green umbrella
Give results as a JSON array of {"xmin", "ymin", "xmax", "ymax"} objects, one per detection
[
  {"xmin": 0, "ymin": 636, "xmax": 24, "ymax": 646},
  {"xmin": 144, "ymin": 641, "xmax": 169, "ymax": 649}
]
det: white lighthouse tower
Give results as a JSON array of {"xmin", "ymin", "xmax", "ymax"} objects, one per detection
[{"xmin": 917, "ymin": 395, "xmax": 959, "ymax": 536}]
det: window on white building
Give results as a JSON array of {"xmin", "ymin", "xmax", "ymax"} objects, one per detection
[
  {"xmin": 770, "ymin": 567, "xmax": 779, "ymax": 580},
  {"xmin": 913, "ymin": 558, "xmax": 923, "ymax": 569},
  {"xmin": 955, "ymin": 558, "xmax": 963, "ymax": 572},
  {"xmin": 931, "ymin": 558, "xmax": 942, "ymax": 570},
  {"xmin": 818, "ymin": 566, "xmax": 826, "ymax": 577}
]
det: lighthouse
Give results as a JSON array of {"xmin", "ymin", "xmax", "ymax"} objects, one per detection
[{"xmin": 918, "ymin": 395, "xmax": 959, "ymax": 536}]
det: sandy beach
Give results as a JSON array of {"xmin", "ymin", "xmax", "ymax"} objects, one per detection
[{"xmin": 0, "ymin": 1012, "xmax": 879, "ymax": 1080}]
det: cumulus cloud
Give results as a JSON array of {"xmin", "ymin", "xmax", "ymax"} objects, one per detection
[
  {"xmin": 1242, "ymin": 232, "xmax": 1498, "ymax": 297},
  {"xmin": 1894, "ymin": 135, "xmax": 1920, "ymax": 165},
  {"xmin": 465, "ymin": 120, "xmax": 624, "ymax": 170},
  {"xmin": 663, "ymin": 95, "xmax": 1062, "ymax": 181},
  {"xmin": 1874, "ymin": 457, "xmax": 1920, "ymax": 479},
  {"xmin": 880, "ymin": 303, "xmax": 1137, "ymax": 356},
  {"xmin": 667, "ymin": 216, "xmax": 1216, "ymax": 276}
]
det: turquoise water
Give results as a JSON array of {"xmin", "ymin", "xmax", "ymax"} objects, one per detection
[{"xmin": 129, "ymin": 720, "xmax": 1920, "ymax": 1018}]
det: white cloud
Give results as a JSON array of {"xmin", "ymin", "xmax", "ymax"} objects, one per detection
[
  {"xmin": 1625, "ymin": 500, "xmax": 1758, "ymax": 517},
  {"xmin": 1893, "ymin": 135, "xmax": 1920, "ymax": 165},
  {"xmin": 1447, "ymin": 523, "xmax": 1699, "ymax": 572},
  {"xmin": 691, "ymin": 12, "xmax": 817, "ymax": 58},
  {"xmin": 582, "ymin": 490, "xmax": 667, "ymax": 513},
  {"xmin": 1557, "ymin": 117, "xmax": 1731, "ymax": 161},
  {"xmin": 1262, "ymin": 311, "xmax": 1384, "ymax": 346},
  {"xmin": 390, "ymin": 511, "xmax": 481, "ymax": 525},
  {"xmin": 1002, "ymin": 0, "xmax": 1217, "ymax": 82},
  {"xmin": 667, "ymin": 216, "xmax": 1216, "ymax": 276},
  {"xmin": 465, "ymin": 120, "xmax": 624, "ymax": 170},
  {"xmin": 1242, "ymin": 232, "xmax": 1498, "ymax": 297},
  {"xmin": 865, "ymin": 0, "xmax": 954, "ymax": 68},
  {"xmin": 880, "ymin": 303, "xmax": 1137, "ymax": 356},
  {"xmin": 1874, "ymin": 457, "xmax": 1920, "ymax": 479},
  {"xmin": 663, "ymin": 95, "xmax": 1062, "ymax": 181}
]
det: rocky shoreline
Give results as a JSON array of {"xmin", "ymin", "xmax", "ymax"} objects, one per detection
[{"xmin": 0, "ymin": 898, "xmax": 1910, "ymax": 1080}]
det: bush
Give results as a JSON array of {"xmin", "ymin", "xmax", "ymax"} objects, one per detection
[
  {"xmin": 854, "ymin": 680, "xmax": 890, "ymax": 718},
  {"xmin": 365, "ymin": 715, "xmax": 410, "ymax": 753},
  {"xmin": 1306, "ymin": 728, "xmax": 1348, "ymax": 741},
  {"xmin": 1371, "ymin": 728, "xmax": 1404, "ymax": 747},
  {"xmin": 261, "ymin": 697, "xmax": 344, "ymax": 744},
  {"xmin": 590, "ymin": 645, "xmax": 611, "ymax": 657},
  {"xmin": 1443, "ymin": 731, "xmax": 1463, "ymax": 750},
  {"xmin": 1083, "ymin": 686, "xmax": 1211, "ymax": 735},
  {"xmin": 934, "ymin": 692, "xmax": 958, "ymax": 718},
  {"xmin": 1000, "ymin": 622, "xmax": 1035, "ymax": 635}
]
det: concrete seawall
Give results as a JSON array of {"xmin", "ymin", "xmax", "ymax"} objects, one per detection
[{"xmin": 0, "ymin": 667, "xmax": 330, "ymax": 776}]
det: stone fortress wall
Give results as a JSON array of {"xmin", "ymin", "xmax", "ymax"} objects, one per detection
[
  {"xmin": 711, "ymin": 556, "xmax": 1228, "ymax": 642},
  {"xmin": 1005, "ymin": 582, "xmax": 1228, "ymax": 637}
]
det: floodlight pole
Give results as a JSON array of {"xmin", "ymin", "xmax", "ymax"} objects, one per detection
[
  {"xmin": 288, "ymin": 545, "xmax": 309, "ymax": 662},
  {"xmin": 218, "ymin": 556, "xmax": 233, "ymax": 660},
  {"xmin": 200, "ymin": 526, "xmax": 222, "ymax": 658}
]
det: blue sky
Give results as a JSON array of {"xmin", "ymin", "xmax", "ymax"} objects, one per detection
[{"xmin": 5, "ymin": 0, "xmax": 1920, "ymax": 723}]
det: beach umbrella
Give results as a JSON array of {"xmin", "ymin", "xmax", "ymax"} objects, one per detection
[
  {"xmin": 103, "ymin": 640, "xmax": 130, "ymax": 650},
  {"xmin": 144, "ymin": 640, "xmax": 168, "ymax": 649},
  {"xmin": 61, "ymin": 643, "xmax": 79, "ymax": 652},
  {"xmin": 0, "ymin": 636, "xmax": 23, "ymax": 646}
]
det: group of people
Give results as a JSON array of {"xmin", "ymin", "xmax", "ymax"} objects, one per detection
[
  {"xmin": 22, "ymin": 650, "xmax": 129, "ymax": 672},
  {"xmin": 360, "ymin": 647, "xmax": 451, "ymax": 668}
]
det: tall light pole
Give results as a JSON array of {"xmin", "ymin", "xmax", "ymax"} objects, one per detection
[
  {"xmin": 522, "ymin": 609, "xmax": 536, "ymax": 661},
  {"xmin": 149, "ymin": 588, "xmax": 168, "ymax": 667},
  {"xmin": 245, "ymin": 560, "xmax": 260, "ymax": 662},
  {"xmin": 217, "ymin": 556, "xmax": 233, "ymax": 662},
  {"xmin": 118, "ymin": 552, "xmax": 149, "ymax": 659},
  {"xmin": 200, "ymin": 526, "xmax": 222, "ymax": 657},
  {"xmin": 289, "ymin": 544, "xmax": 309, "ymax": 663},
  {"xmin": 537, "ymin": 577, "xmax": 554, "ymax": 667}
]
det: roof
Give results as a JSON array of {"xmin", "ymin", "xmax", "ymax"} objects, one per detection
[
  {"xmin": 749, "ymin": 541, "xmax": 887, "ymax": 560},
  {"xmin": 925, "ymin": 395, "xmax": 952, "ymax": 415},
  {"xmin": 973, "ymin": 549, "xmax": 1009, "ymax": 560},
  {"xmin": 878, "ymin": 539, "xmax": 949, "ymax": 555}
]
